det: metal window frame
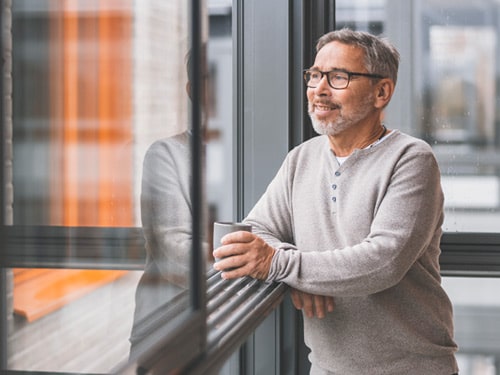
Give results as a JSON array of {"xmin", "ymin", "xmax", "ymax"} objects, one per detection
[
  {"xmin": 440, "ymin": 232, "xmax": 500, "ymax": 277},
  {"xmin": 0, "ymin": 0, "xmax": 9, "ymax": 368}
]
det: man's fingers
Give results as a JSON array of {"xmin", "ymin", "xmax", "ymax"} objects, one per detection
[
  {"xmin": 290, "ymin": 289, "xmax": 304, "ymax": 310},
  {"xmin": 301, "ymin": 294, "xmax": 315, "ymax": 318},
  {"xmin": 221, "ymin": 231, "xmax": 254, "ymax": 245},
  {"xmin": 213, "ymin": 234, "xmax": 258, "ymax": 260},
  {"xmin": 326, "ymin": 296, "xmax": 335, "ymax": 312},
  {"xmin": 314, "ymin": 294, "xmax": 326, "ymax": 318},
  {"xmin": 290, "ymin": 290, "xmax": 335, "ymax": 318},
  {"xmin": 213, "ymin": 243, "xmax": 246, "ymax": 261}
]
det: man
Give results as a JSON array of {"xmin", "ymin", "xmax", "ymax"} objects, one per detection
[{"xmin": 213, "ymin": 29, "xmax": 459, "ymax": 374}]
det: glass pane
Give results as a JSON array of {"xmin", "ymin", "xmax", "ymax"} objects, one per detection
[
  {"xmin": 5, "ymin": 0, "xmax": 203, "ymax": 372},
  {"xmin": 336, "ymin": 0, "xmax": 500, "ymax": 233},
  {"xmin": 442, "ymin": 277, "xmax": 500, "ymax": 375},
  {"xmin": 207, "ymin": 7, "xmax": 234, "ymax": 227}
]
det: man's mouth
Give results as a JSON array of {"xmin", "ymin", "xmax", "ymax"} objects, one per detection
[{"xmin": 313, "ymin": 102, "xmax": 339, "ymax": 116}]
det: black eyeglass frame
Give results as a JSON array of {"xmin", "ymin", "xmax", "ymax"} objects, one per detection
[{"xmin": 303, "ymin": 69, "xmax": 386, "ymax": 90}]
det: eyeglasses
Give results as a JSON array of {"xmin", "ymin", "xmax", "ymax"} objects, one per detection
[{"xmin": 303, "ymin": 69, "xmax": 385, "ymax": 90}]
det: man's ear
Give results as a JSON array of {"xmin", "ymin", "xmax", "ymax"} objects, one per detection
[
  {"xmin": 374, "ymin": 79, "xmax": 394, "ymax": 109},
  {"xmin": 186, "ymin": 81, "xmax": 192, "ymax": 99}
]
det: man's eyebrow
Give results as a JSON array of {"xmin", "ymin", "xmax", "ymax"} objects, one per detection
[{"xmin": 307, "ymin": 66, "xmax": 348, "ymax": 72}]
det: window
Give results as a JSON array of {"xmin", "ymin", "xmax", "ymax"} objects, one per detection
[
  {"xmin": 1, "ymin": 0, "xmax": 204, "ymax": 373},
  {"xmin": 336, "ymin": 0, "xmax": 500, "ymax": 232}
]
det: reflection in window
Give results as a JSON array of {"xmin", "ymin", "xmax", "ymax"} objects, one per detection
[
  {"xmin": 421, "ymin": 9, "xmax": 500, "ymax": 233},
  {"xmin": 13, "ymin": 1, "xmax": 135, "ymax": 227},
  {"xmin": 428, "ymin": 26, "xmax": 495, "ymax": 145},
  {"xmin": 7, "ymin": 1, "xmax": 199, "ymax": 372}
]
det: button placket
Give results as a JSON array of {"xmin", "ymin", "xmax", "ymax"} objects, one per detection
[{"xmin": 331, "ymin": 170, "xmax": 341, "ymax": 210}]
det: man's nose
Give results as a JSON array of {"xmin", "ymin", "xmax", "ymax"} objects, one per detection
[{"xmin": 314, "ymin": 74, "xmax": 331, "ymax": 95}]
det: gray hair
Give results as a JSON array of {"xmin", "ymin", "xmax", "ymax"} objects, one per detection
[{"xmin": 316, "ymin": 28, "xmax": 400, "ymax": 86}]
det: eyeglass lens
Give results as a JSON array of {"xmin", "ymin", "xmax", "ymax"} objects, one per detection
[{"xmin": 305, "ymin": 70, "xmax": 349, "ymax": 89}]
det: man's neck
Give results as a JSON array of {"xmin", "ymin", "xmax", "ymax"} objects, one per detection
[{"xmin": 328, "ymin": 121, "xmax": 387, "ymax": 157}]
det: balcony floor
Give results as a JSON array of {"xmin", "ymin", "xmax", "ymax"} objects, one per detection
[{"xmin": 7, "ymin": 271, "xmax": 142, "ymax": 374}]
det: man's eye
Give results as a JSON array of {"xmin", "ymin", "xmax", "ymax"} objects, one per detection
[{"xmin": 331, "ymin": 74, "xmax": 347, "ymax": 81}]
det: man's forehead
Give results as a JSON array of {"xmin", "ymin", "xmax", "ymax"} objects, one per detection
[{"xmin": 313, "ymin": 42, "xmax": 365, "ymax": 70}]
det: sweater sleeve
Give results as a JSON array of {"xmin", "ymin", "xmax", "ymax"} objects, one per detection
[
  {"xmin": 244, "ymin": 155, "xmax": 298, "ymax": 251},
  {"xmin": 263, "ymin": 144, "xmax": 445, "ymax": 297}
]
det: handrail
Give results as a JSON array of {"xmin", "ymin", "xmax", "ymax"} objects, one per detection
[{"xmin": 183, "ymin": 270, "xmax": 287, "ymax": 375}]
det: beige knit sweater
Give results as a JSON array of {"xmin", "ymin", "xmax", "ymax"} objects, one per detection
[{"xmin": 245, "ymin": 131, "xmax": 459, "ymax": 374}]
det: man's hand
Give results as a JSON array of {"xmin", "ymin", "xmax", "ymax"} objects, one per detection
[
  {"xmin": 212, "ymin": 231, "xmax": 275, "ymax": 280},
  {"xmin": 290, "ymin": 288, "xmax": 335, "ymax": 319}
]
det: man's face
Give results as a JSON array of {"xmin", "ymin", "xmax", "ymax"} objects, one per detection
[{"xmin": 307, "ymin": 41, "xmax": 377, "ymax": 136}]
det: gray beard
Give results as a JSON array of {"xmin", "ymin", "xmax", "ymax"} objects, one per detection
[
  {"xmin": 309, "ymin": 114, "xmax": 350, "ymax": 136},
  {"xmin": 308, "ymin": 93, "xmax": 376, "ymax": 136}
]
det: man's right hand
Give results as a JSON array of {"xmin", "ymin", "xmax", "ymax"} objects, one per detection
[{"xmin": 290, "ymin": 288, "xmax": 335, "ymax": 319}]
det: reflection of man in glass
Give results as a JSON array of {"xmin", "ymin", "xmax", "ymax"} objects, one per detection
[{"xmin": 129, "ymin": 49, "xmax": 210, "ymax": 356}]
